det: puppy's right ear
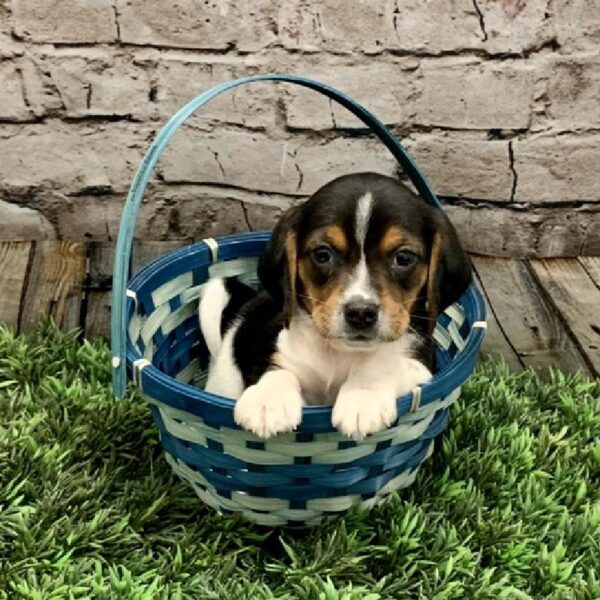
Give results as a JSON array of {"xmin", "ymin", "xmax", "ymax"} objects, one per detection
[{"xmin": 258, "ymin": 206, "xmax": 301, "ymax": 315}]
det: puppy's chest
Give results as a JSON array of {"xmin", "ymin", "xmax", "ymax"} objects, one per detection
[{"xmin": 274, "ymin": 325, "xmax": 356, "ymax": 406}]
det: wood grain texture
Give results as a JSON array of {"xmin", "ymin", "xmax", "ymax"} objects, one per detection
[
  {"xmin": 528, "ymin": 258, "xmax": 600, "ymax": 377},
  {"xmin": 0, "ymin": 241, "xmax": 32, "ymax": 329},
  {"xmin": 579, "ymin": 257, "xmax": 600, "ymax": 290},
  {"xmin": 84, "ymin": 242, "xmax": 115, "ymax": 338},
  {"xmin": 82, "ymin": 240, "xmax": 187, "ymax": 338},
  {"xmin": 472, "ymin": 266, "xmax": 523, "ymax": 372},
  {"xmin": 20, "ymin": 241, "xmax": 87, "ymax": 333},
  {"xmin": 473, "ymin": 256, "xmax": 591, "ymax": 377}
]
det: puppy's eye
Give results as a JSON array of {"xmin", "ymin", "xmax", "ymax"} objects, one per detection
[
  {"xmin": 312, "ymin": 245, "xmax": 334, "ymax": 265},
  {"xmin": 391, "ymin": 249, "xmax": 417, "ymax": 270}
]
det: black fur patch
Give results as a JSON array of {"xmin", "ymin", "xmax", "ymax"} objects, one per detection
[{"xmin": 232, "ymin": 292, "xmax": 286, "ymax": 387}]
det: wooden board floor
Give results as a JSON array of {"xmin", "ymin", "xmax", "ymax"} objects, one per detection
[{"xmin": 1, "ymin": 240, "xmax": 599, "ymax": 378}]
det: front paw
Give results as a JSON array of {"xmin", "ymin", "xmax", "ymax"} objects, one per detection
[
  {"xmin": 234, "ymin": 382, "xmax": 302, "ymax": 439},
  {"xmin": 332, "ymin": 387, "xmax": 397, "ymax": 439}
]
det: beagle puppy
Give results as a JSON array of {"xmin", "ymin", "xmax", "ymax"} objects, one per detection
[{"xmin": 199, "ymin": 172, "xmax": 472, "ymax": 439}]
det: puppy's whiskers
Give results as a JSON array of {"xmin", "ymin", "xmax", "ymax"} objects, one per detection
[{"xmin": 295, "ymin": 292, "xmax": 327, "ymax": 306}]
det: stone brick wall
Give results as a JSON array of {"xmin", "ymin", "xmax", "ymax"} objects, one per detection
[{"xmin": 1, "ymin": 0, "xmax": 599, "ymax": 256}]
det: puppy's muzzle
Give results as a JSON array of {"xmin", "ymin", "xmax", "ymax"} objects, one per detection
[{"xmin": 343, "ymin": 298, "xmax": 379, "ymax": 332}]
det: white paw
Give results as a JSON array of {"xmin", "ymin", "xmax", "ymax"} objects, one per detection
[
  {"xmin": 395, "ymin": 358, "xmax": 433, "ymax": 396},
  {"xmin": 332, "ymin": 387, "xmax": 397, "ymax": 440},
  {"xmin": 234, "ymin": 381, "xmax": 302, "ymax": 439}
]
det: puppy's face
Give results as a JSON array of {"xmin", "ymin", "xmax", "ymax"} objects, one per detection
[{"xmin": 259, "ymin": 173, "xmax": 472, "ymax": 350}]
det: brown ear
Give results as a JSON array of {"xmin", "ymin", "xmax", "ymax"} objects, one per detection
[
  {"xmin": 426, "ymin": 231, "xmax": 443, "ymax": 333},
  {"xmin": 283, "ymin": 231, "xmax": 298, "ymax": 319},
  {"xmin": 426, "ymin": 213, "xmax": 472, "ymax": 330},
  {"xmin": 257, "ymin": 205, "xmax": 301, "ymax": 318}
]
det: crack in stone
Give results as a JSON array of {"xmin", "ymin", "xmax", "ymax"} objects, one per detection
[
  {"xmin": 112, "ymin": 0, "xmax": 122, "ymax": 41},
  {"xmin": 208, "ymin": 149, "xmax": 226, "ymax": 179},
  {"xmin": 328, "ymin": 98, "xmax": 337, "ymax": 129},
  {"xmin": 392, "ymin": 0, "xmax": 401, "ymax": 45},
  {"xmin": 471, "ymin": 0, "xmax": 488, "ymax": 42},
  {"xmin": 293, "ymin": 161, "xmax": 304, "ymax": 192},
  {"xmin": 508, "ymin": 141, "xmax": 518, "ymax": 201},
  {"xmin": 85, "ymin": 83, "xmax": 92, "ymax": 110},
  {"xmin": 239, "ymin": 201, "xmax": 253, "ymax": 231},
  {"xmin": 17, "ymin": 67, "xmax": 33, "ymax": 114}
]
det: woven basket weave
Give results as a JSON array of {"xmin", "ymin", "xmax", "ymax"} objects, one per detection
[{"xmin": 111, "ymin": 75, "xmax": 487, "ymax": 527}]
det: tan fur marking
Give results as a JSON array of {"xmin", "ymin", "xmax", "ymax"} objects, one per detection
[
  {"xmin": 324, "ymin": 225, "xmax": 348, "ymax": 252},
  {"xmin": 377, "ymin": 266, "xmax": 428, "ymax": 339},
  {"xmin": 379, "ymin": 226, "xmax": 425, "ymax": 256},
  {"xmin": 379, "ymin": 226, "xmax": 406, "ymax": 254},
  {"xmin": 285, "ymin": 231, "xmax": 298, "ymax": 318},
  {"xmin": 426, "ymin": 231, "xmax": 442, "ymax": 333},
  {"xmin": 298, "ymin": 255, "xmax": 346, "ymax": 338}
]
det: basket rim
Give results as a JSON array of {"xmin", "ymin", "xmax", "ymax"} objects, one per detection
[{"xmin": 125, "ymin": 232, "xmax": 486, "ymax": 430}]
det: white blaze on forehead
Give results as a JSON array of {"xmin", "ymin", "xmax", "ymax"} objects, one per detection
[
  {"xmin": 343, "ymin": 192, "xmax": 377, "ymax": 303},
  {"xmin": 354, "ymin": 192, "xmax": 373, "ymax": 247}
]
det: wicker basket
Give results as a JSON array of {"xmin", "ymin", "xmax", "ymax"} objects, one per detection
[{"xmin": 111, "ymin": 75, "xmax": 487, "ymax": 527}]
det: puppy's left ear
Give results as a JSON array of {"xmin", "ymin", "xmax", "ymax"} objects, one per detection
[
  {"xmin": 426, "ymin": 211, "xmax": 472, "ymax": 326},
  {"xmin": 258, "ymin": 205, "xmax": 301, "ymax": 317}
]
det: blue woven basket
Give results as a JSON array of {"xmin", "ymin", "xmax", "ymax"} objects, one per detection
[{"xmin": 111, "ymin": 75, "xmax": 487, "ymax": 527}]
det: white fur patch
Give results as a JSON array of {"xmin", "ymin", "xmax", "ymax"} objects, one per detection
[
  {"xmin": 234, "ymin": 369, "xmax": 303, "ymax": 438},
  {"xmin": 331, "ymin": 353, "xmax": 432, "ymax": 439},
  {"xmin": 204, "ymin": 320, "xmax": 245, "ymax": 399},
  {"xmin": 199, "ymin": 278, "xmax": 230, "ymax": 357},
  {"xmin": 355, "ymin": 192, "xmax": 373, "ymax": 246},
  {"xmin": 274, "ymin": 315, "xmax": 429, "ymax": 420}
]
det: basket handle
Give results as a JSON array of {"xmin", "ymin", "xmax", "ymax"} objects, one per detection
[{"xmin": 111, "ymin": 74, "xmax": 442, "ymax": 397}]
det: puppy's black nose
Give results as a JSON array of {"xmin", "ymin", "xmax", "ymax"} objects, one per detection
[{"xmin": 344, "ymin": 300, "xmax": 379, "ymax": 330}]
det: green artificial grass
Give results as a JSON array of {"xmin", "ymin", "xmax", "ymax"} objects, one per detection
[{"xmin": 0, "ymin": 322, "xmax": 599, "ymax": 600}]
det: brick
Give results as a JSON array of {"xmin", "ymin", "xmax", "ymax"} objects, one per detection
[
  {"xmin": 581, "ymin": 214, "xmax": 600, "ymax": 254},
  {"xmin": 243, "ymin": 202, "xmax": 290, "ymax": 231},
  {"xmin": 390, "ymin": 0, "xmax": 483, "ymax": 54},
  {"xmin": 283, "ymin": 61, "xmax": 418, "ymax": 129},
  {"xmin": 160, "ymin": 128, "xmax": 396, "ymax": 195},
  {"xmin": 406, "ymin": 136, "xmax": 512, "ymax": 200},
  {"xmin": 46, "ymin": 55, "xmax": 152, "ymax": 119},
  {"xmin": 11, "ymin": 0, "xmax": 117, "ymax": 43},
  {"xmin": 0, "ymin": 62, "xmax": 31, "ymax": 121},
  {"xmin": 476, "ymin": 0, "xmax": 553, "ymax": 54},
  {"xmin": 445, "ymin": 204, "xmax": 539, "ymax": 256},
  {"xmin": 53, "ymin": 189, "xmax": 250, "ymax": 241},
  {"xmin": 0, "ymin": 199, "xmax": 55, "ymax": 240},
  {"xmin": 20, "ymin": 58, "xmax": 64, "ymax": 118},
  {"xmin": 555, "ymin": 0, "xmax": 600, "ymax": 51},
  {"xmin": 279, "ymin": 0, "xmax": 483, "ymax": 55},
  {"xmin": 279, "ymin": 0, "xmax": 393, "ymax": 54},
  {"xmin": 155, "ymin": 58, "xmax": 274, "ymax": 127},
  {"xmin": 0, "ymin": 122, "xmax": 151, "ymax": 195},
  {"xmin": 117, "ymin": 0, "xmax": 277, "ymax": 51},
  {"xmin": 540, "ymin": 57, "xmax": 600, "ymax": 130},
  {"xmin": 415, "ymin": 59, "xmax": 533, "ymax": 129},
  {"xmin": 446, "ymin": 203, "xmax": 600, "ymax": 257},
  {"xmin": 513, "ymin": 135, "xmax": 600, "ymax": 202},
  {"xmin": 0, "ymin": 4, "xmax": 22, "ymax": 59}
]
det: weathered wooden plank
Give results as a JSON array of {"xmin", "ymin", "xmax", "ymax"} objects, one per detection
[
  {"xmin": 82, "ymin": 241, "xmax": 188, "ymax": 338},
  {"xmin": 84, "ymin": 242, "xmax": 115, "ymax": 339},
  {"xmin": 0, "ymin": 241, "xmax": 32, "ymax": 330},
  {"xmin": 528, "ymin": 258, "xmax": 600, "ymax": 377},
  {"xmin": 473, "ymin": 256, "xmax": 591, "ymax": 376},
  {"xmin": 472, "ymin": 266, "xmax": 523, "ymax": 372},
  {"xmin": 579, "ymin": 257, "xmax": 600, "ymax": 290},
  {"xmin": 20, "ymin": 241, "xmax": 87, "ymax": 333}
]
